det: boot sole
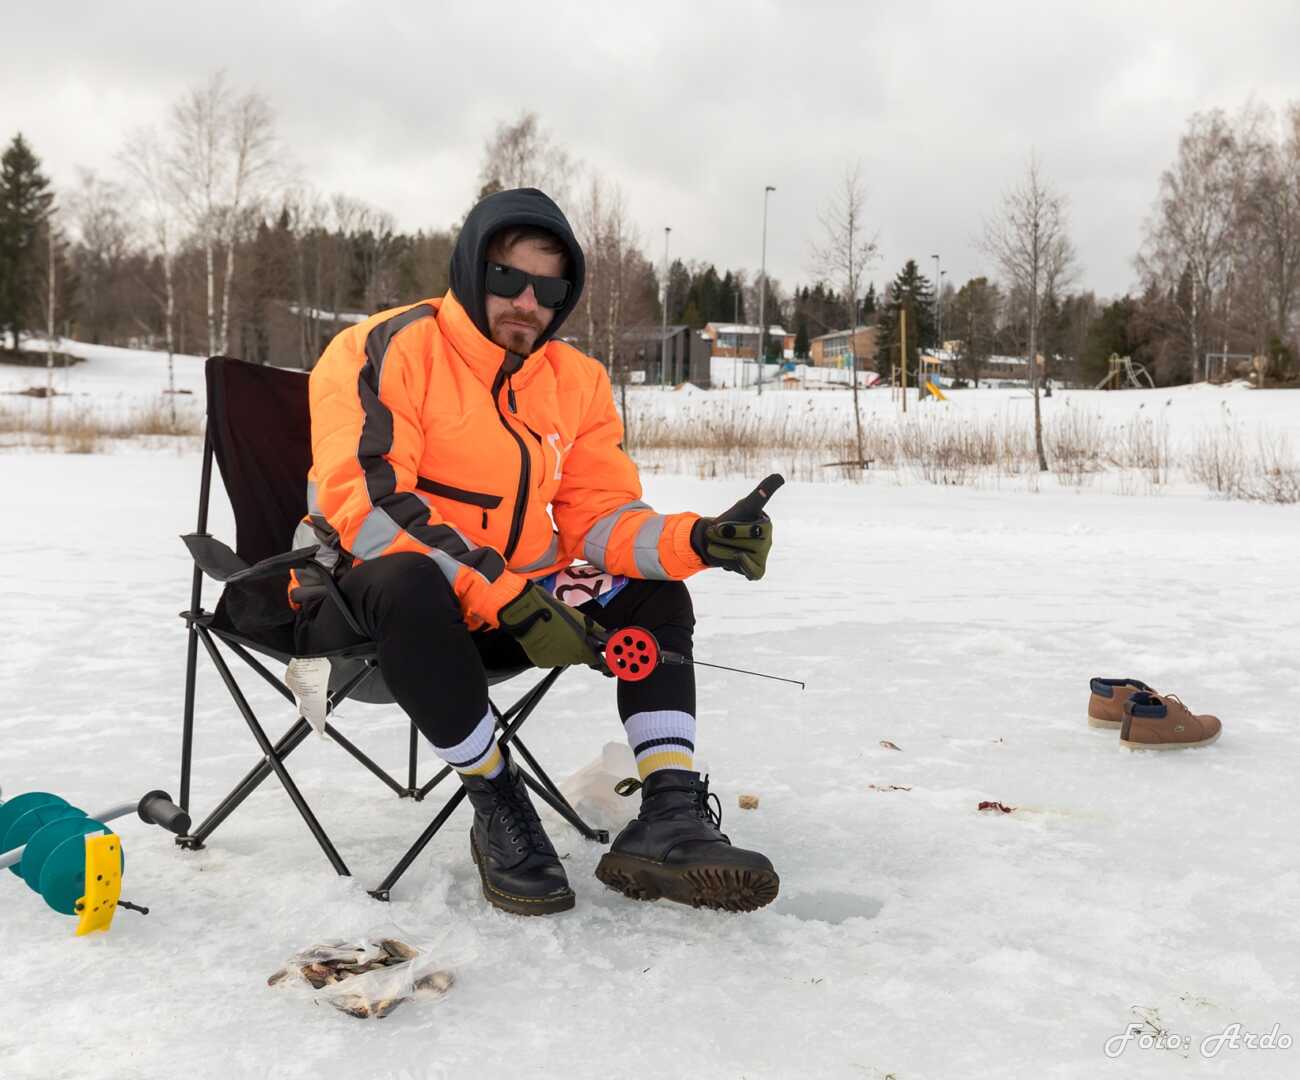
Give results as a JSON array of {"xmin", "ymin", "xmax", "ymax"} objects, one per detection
[
  {"xmin": 470, "ymin": 831, "xmax": 575, "ymax": 916},
  {"xmin": 1088, "ymin": 715, "xmax": 1122, "ymax": 729},
  {"xmin": 594, "ymin": 852, "xmax": 780, "ymax": 913},
  {"xmin": 1120, "ymin": 730, "xmax": 1222, "ymax": 751}
]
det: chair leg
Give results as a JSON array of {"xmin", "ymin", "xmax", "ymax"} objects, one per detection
[
  {"xmin": 323, "ymin": 723, "xmax": 408, "ymax": 798},
  {"xmin": 517, "ymin": 768, "xmax": 609, "ymax": 844},
  {"xmin": 179, "ymin": 622, "xmax": 201, "ymax": 813},
  {"xmin": 223, "ymin": 638, "xmax": 408, "ymax": 799},
  {"xmin": 407, "ymin": 722, "xmax": 419, "ymax": 797},
  {"xmin": 416, "ymin": 763, "xmax": 455, "ymax": 801},
  {"xmin": 197, "ymin": 627, "xmax": 351, "ymax": 877},
  {"xmin": 509, "ymin": 734, "xmax": 609, "ymax": 843},
  {"xmin": 373, "ymin": 667, "xmax": 603, "ymax": 899},
  {"xmin": 368, "ymin": 786, "xmax": 468, "ymax": 902},
  {"xmin": 181, "ymin": 717, "xmax": 314, "ymax": 849}
]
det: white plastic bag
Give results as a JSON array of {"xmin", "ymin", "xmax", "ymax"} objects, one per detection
[{"xmin": 268, "ymin": 927, "xmax": 463, "ymax": 1020}]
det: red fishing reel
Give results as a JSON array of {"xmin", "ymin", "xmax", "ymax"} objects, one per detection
[
  {"xmin": 602, "ymin": 626, "xmax": 662, "ymax": 682},
  {"xmin": 596, "ymin": 625, "xmax": 805, "ymax": 689}
]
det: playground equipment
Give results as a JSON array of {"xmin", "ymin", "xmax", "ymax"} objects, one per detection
[
  {"xmin": 0, "ymin": 785, "xmax": 189, "ymax": 935},
  {"xmin": 923, "ymin": 379, "xmax": 949, "ymax": 401},
  {"xmin": 1096, "ymin": 354, "xmax": 1155, "ymax": 390}
]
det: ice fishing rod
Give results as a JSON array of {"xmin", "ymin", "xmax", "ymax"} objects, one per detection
[
  {"xmin": 601, "ymin": 627, "xmax": 805, "ymax": 689},
  {"xmin": 597, "ymin": 473, "xmax": 803, "ymax": 690}
]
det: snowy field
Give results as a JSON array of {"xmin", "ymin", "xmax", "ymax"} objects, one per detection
[{"xmin": 1, "ymin": 344, "xmax": 1299, "ymax": 1078}]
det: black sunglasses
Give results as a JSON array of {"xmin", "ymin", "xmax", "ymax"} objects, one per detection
[{"xmin": 485, "ymin": 262, "xmax": 572, "ymax": 309}]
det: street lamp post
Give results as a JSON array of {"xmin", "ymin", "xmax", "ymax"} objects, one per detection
[
  {"xmin": 660, "ymin": 226, "xmax": 671, "ymax": 388},
  {"xmin": 930, "ymin": 253, "xmax": 942, "ymax": 396},
  {"xmin": 756, "ymin": 185, "xmax": 775, "ymax": 395}
]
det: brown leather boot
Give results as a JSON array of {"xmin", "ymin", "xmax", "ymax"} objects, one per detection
[
  {"xmin": 1087, "ymin": 677, "xmax": 1154, "ymax": 728},
  {"xmin": 1121, "ymin": 691, "xmax": 1222, "ymax": 750}
]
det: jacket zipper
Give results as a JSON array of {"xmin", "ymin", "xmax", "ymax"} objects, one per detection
[
  {"xmin": 492, "ymin": 362, "xmax": 530, "ymax": 561},
  {"xmin": 415, "ymin": 475, "xmax": 502, "ymax": 509},
  {"xmin": 416, "ymin": 475, "xmax": 501, "ymax": 530}
]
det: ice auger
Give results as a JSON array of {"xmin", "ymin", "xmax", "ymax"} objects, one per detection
[{"xmin": 0, "ymin": 786, "xmax": 190, "ymax": 935}]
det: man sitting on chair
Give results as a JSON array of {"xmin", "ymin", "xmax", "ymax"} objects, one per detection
[{"xmin": 291, "ymin": 187, "xmax": 778, "ymax": 915}]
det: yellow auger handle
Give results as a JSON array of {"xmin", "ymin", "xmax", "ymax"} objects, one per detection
[{"xmin": 75, "ymin": 833, "xmax": 123, "ymax": 936}]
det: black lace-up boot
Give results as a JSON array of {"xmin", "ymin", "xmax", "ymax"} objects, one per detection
[
  {"xmin": 595, "ymin": 770, "xmax": 779, "ymax": 912},
  {"xmin": 461, "ymin": 758, "xmax": 574, "ymax": 915}
]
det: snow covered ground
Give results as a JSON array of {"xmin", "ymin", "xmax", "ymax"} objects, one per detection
[{"xmin": 1, "ymin": 345, "xmax": 1299, "ymax": 1078}]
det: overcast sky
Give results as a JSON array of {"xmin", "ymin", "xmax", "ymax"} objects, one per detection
[{"xmin": 3, "ymin": 1, "xmax": 1298, "ymax": 305}]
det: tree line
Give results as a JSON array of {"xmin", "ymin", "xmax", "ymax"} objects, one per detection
[{"xmin": 2, "ymin": 78, "xmax": 1297, "ymax": 394}]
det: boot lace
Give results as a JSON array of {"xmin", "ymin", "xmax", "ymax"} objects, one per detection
[
  {"xmin": 616, "ymin": 775, "xmax": 724, "ymax": 830},
  {"xmin": 698, "ymin": 786, "xmax": 723, "ymax": 829},
  {"xmin": 497, "ymin": 777, "xmax": 548, "ymax": 856}
]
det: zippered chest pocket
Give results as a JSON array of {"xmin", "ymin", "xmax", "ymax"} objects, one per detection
[{"xmin": 416, "ymin": 475, "xmax": 503, "ymax": 529}]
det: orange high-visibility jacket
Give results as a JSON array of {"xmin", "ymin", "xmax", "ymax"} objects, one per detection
[{"xmin": 295, "ymin": 291, "xmax": 705, "ymax": 628}]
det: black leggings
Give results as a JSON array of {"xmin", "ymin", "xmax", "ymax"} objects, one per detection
[{"xmin": 293, "ymin": 553, "xmax": 695, "ymax": 749}]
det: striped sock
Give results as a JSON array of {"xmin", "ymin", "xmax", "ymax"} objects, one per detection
[
  {"xmin": 624, "ymin": 709, "xmax": 696, "ymax": 780},
  {"xmin": 434, "ymin": 708, "xmax": 504, "ymax": 780}
]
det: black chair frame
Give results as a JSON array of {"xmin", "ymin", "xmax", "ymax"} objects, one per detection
[{"xmin": 177, "ymin": 380, "xmax": 608, "ymax": 902}]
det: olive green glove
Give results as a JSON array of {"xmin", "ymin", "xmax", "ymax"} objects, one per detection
[
  {"xmin": 689, "ymin": 474, "xmax": 784, "ymax": 581},
  {"xmin": 498, "ymin": 582, "xmax": 607, "ymax": 669}
]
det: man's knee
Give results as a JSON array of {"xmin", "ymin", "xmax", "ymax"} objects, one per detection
[
  {"xmin": 348, "ymin": 552, "xmax": 462, "ymax": 633},
  {"xmin": 618, "ymin": 578, "xmax": 695, "ymax": 631}
]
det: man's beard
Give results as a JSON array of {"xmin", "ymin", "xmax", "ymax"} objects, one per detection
[{"xmin": 490, "ymin": 314, "xmax": 546, "ymax": 354}]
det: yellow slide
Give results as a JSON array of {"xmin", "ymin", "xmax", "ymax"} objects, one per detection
[{"xmin": 925, "ymin": 380, "xmax": 948, "ymax": 401}]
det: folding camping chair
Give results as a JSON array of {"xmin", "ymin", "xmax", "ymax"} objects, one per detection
[{"xmin": 176, "ymin": 356, "xmax": 608, "ymax": 901}]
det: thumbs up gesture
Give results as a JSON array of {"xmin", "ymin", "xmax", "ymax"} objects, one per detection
[{"xmin": 689, "ymin": 474, "xmax": 784, "ymax": 581}]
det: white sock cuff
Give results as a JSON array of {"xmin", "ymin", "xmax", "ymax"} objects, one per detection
[
  {"xmin": 624, "ymin": 709, "xmax": 696, "ymax": 761},
  {"xmin": 434, "ymin": 708, "xmax": 496, "ymax": 768}
]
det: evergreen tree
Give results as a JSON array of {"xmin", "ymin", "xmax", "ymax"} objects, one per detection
[
  {"xmin": 666, "ymin": 258, "xmax": 691, "ymax": 324},
  {"xmin": 0, "ymin": 133, "xmax": 54, "ymax": 349},
  {"xmin": 947, "ymin": 276, "xmax": 1001, "ymax": 386},
  {"xmin": 720, "ymin": 270, "xmax": 745, "ymax": 324},
  {"xmin": 876, "ymin": 260, "xmax": 936, "ymax": 383},
  {"xmin": 687, "ymin": 264, "xmax": 721, "ymax": 326},
  {"xmin": 861, "ymin": 282, "xmax": 878, "ymax": 320},
  {"xmin": 794, "ymin": 313, "xmax": 810, "ymax": 359},
  {"xmin": 1082, "ymin": 296, "xmax": 1142, "ymax": 385}
]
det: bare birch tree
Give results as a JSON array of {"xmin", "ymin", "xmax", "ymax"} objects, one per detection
[
  {"xmin": 982, "ymin": 154, "xmax": 1076, "ymax": 471},
  {"xmin": 66, "ymin": 169, "xmax": 131, "ymax": 344},
  {"xmin": 120, "ymin": 126, "xmax": 181, "ymax": 420},
  {"xmin": 166, "ymin": 70, "xmax": 278, "ymax": 356},
  {"xmin": 573, "ymin": 175, "xmax": 605, "ymax": 360},
  {"xmin": 354, "ymin": 203, "xmax": 399, "ymax": 313},
  {"xmin": 1243, "ymin": 103, "xmax": 1300, "ymax": 353},
  {"xmin": 1136, "ymin": 110, "xmax": 1253, "ymax": 383},
  {"xmin": 571, "ymin": 173, "xmax": 655, "ymax": 441},
  {"xmin": 811, "ymin": 162, "xmax": 878, "ymax": 467},
  {"xmin": 38, "ymin": 206, "xmax": 61, "ymax": 425},
  {"xmin": 477, "ymin": 111, "xmax": 575, "ymax": 202}
]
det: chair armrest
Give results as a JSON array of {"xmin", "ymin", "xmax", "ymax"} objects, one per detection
[
  {"xmin": 290, "ymin": 561, "xmax": 367, "ymax": 638},
  {"xmin": 181, "ymin": 534, "xmax": 321, "ymax": 585}
]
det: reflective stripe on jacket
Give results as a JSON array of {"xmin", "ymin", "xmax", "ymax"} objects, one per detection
[{"xmin": 294, "ymin": 291, "xmax": 705, "ymax": 628}]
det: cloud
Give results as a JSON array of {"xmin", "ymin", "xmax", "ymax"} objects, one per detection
[{"xmin": 2, "ymin": 0, "xmax": 1296, "ymax": 301}]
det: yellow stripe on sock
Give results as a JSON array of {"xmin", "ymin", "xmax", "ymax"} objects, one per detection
[
  {"xmin": 637, "ymin": 750, "xmax": 693, "ymax": 779},
  {"xmin": 458, "ymin": 743, "xmax": 502, "ymax": 777}
]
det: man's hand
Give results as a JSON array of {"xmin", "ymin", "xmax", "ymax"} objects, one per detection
[
  {"xmin": 499, "ymin": 582, "xmax": 607, "ymax": 669},
  {"xmin": 690, "ymin": 474, "xmax": 783, "ymax": 581}
]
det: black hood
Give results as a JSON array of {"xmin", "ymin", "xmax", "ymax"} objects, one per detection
[{"xmin": 449, "ymin": 187, "xmax": 585, "ymax": 351}]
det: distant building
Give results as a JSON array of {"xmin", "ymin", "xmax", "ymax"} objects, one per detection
[
  {"xmin": 258, "ymin": 303, "xmax": 368, "ymax": 370},
  {"xmin": 616, "ymin": 324, "xmax": 712, "ymax": 387},
  {"xmin": 702, "ymin": 323, "xmax": 795, "ymax": 361},
  {"xmin": 809, "ymin": 326, "xmax": 877, "ymax": 369},
  {"xmin": 922, "ymin": 347, "xmax": 1033, "ymax": 383}
]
